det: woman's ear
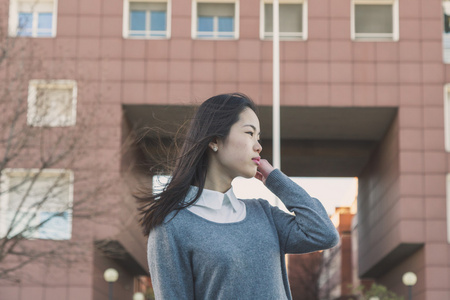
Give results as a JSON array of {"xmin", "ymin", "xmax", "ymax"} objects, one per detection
[{"xmin": 209, "ymin": 139, "xmax": 218, "ymax": 152}]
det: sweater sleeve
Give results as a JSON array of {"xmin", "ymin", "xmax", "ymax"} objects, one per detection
[
  {"xmin": 147, "ymin": 221, "xmax": 194, "ymax": 300},
  {"xmin": 264, "ymin": 169, "xmax": 340, "ymax": 254}
]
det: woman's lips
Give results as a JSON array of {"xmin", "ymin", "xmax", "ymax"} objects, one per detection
[{"xmin": 252, "ymin": 157, "xmax": 261, "ymax": 165}]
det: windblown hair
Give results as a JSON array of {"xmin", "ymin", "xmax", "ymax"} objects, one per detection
[{"xmin": 137, "ymin": 93, "xmax": 257, "ymax": 235}]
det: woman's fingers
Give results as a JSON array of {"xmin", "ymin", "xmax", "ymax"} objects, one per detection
[
  {"xmin": 255, "ymin": 159, "xmax": 275, "ymax": 184},
  {"xmin": 255, "ymin": 171, "xmax": 264, "ymax": 182},
  {"xmin": 257, "ymin": 159, "xmax": 275, "ymax": 179}
]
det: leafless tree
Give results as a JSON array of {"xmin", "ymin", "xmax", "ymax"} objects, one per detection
[
  {"xmin": 0, "ymin": 2, "xmax": 123, "ymax": 283},
  {"xmin": 288, "ymin": 252, "xmax": 324, "ymax": 300}
]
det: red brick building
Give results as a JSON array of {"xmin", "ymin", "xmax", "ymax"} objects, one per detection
[
  {"xmin": 319, "ymin": 207, "xmax": 355, "ymax": 299},
  {"xmin": 0, "ymin": 0, "xmax": 449, "ymax": 299}
]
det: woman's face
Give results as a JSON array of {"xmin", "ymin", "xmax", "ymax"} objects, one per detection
[{"xmin": 214, "ymin": 108, "xmax": 262, "ymax": 180}]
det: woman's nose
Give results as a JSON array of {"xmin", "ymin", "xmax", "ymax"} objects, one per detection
[{"xmin": 255, "ymin": 141, "xmax": 262, "ymax": 153}]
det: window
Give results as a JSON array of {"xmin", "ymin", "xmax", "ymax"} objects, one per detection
[
  {"xmin": 134, "ymin": 276, "xmax": 155, "ymax": 298},
  {"xmin": 0, "ymin": 169, "xmax": 73, "ymax": 240},
  {"xmin": 260, "ymin": 0, "xmax": 307, "ymax": 40},
  {"xmin": 447, "ymin": 173, "xmax": 450, "ymax": 243},
  {"xmin": 351, "ymin": 0, "xmax": 399, "ymax": 41},
  {"xmin": 192, "ymin": 1, "xmax": 239, "ymax": 39},
  {"xmin": 445, "ymin": 84, "xmax": 450, "ymax": 152},
  {"xmin": 8, "ymin": 0, "xmax": 57, "ymax": 37},
  {"xmin": 153, "ymin": 175, "xmax": 170, "ymax": 195},
  {"xmin": 443, "ymin": 1, "xmax": 450, "ymax": 63},
  {"xmin": 27, "ymin": 80, "xmax": 77, "ymax": 127},
  {"xmin": 123, "ymin": 0, "xmax": 171, "ymax": 39}
]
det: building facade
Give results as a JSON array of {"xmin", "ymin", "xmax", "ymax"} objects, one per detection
[
  {"xmin": 319, "ymin": 207, "xmax": 355, "ymax": 299},
  {"xmin": 0, "ymin": 0, "xmax": 449, "ymax": 299}
]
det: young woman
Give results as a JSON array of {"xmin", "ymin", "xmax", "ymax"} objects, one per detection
[{"xmin": 138, "ymin": 93, "xmax": 339, "ymax": 300}]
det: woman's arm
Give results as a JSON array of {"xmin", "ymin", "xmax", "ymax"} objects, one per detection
[
  {"xmin": 147, "ymin": 222, "xmax": 194, "ymax": 299},
  {"xmin": 256, "ymin": 159, "xmax": 340, "ymax": 254}
]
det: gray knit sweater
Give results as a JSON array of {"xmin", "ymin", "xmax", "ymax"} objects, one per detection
[{"xmin": 147, "ymin": 169, "xmax": 339, "ymax": 300}]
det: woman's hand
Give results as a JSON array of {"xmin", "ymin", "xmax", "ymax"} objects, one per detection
[{"xmin": 255, "ymin": 159, "xmax": 275, "ymax": 185}]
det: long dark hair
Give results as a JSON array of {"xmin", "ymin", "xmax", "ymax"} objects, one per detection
[{"xmin": 137, "ymin": 93, "xmax": 257, "ymax": 235}]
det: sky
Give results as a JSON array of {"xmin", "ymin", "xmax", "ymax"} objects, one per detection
[
  {"xmin": 154, "ymin": 175, "xmax": 359, "ymax": 216},
  {"xmin": 232, "ymin": 176, "xmax": 358, "ymax": 216}
]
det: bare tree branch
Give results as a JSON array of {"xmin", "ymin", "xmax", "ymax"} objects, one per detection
[{"xmin": 0, "ymin": 2, "xmax": 128, "ymax": 282}]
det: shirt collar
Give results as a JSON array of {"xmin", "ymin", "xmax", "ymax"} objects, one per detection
[{"xmin": 186, "ymin": 186, "xmax": 240, "ymax": 212}]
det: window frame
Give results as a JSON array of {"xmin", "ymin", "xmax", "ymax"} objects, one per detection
[
  {"xmin": 351, "ymin": 0, "xmax": 399, "ymax": 42},
  {"xmin": 444, "ymin": 84, "xmax": 450, "ymax": 152},
  {"xmin": 447, "ymin": 173, "xmax": 450, "ymax": 243},
  {"xmin": 8, "ymin": 0, "xmax": 58, "ymax": 38},
  {"xmin": 27, "ymin": 79, "xmax": 77, "ymax": 127},
  {"xmin": 259, "ymin": 0, "xmax": 308, "ymax": 41},
  {"xmin": 443, "ymin": 1, "xmax": 450, "ymax": 63},
  {"xmin": 123, "ymin": 0, "xmax": 171, "ymax": 39},
  {"xmin": 191, "ymin": 0, "xmax": 240, "ymax": 40},
  {"xmin": 0, "ymin": 168, "xmax": 74, "ymax": 240}
]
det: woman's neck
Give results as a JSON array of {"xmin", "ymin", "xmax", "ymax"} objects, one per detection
[{"xmin": 204, "ymin": 166, "xmax": 232, "ymax": 193}]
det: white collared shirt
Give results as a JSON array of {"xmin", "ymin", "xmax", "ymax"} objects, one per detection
[{"xmin": 185, "ymin": 186, "xmax": 246, "ymax": 223}]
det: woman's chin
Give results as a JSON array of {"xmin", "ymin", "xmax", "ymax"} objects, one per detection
[
  {"xmin": 234, "ymin": 167, "xmax": 258, "ymax": 179},
  {"xmin": 248, "ymin": 170, "xmax": 258, "ymax": 178},
  {"xmin": 237, "ymin": 171, "xmax": 256, "ymax": 179}
]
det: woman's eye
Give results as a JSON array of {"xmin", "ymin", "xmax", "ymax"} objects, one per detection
[{"xmin": 246, "ymin": 132, "xmax": 254, "ymax": 137}]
